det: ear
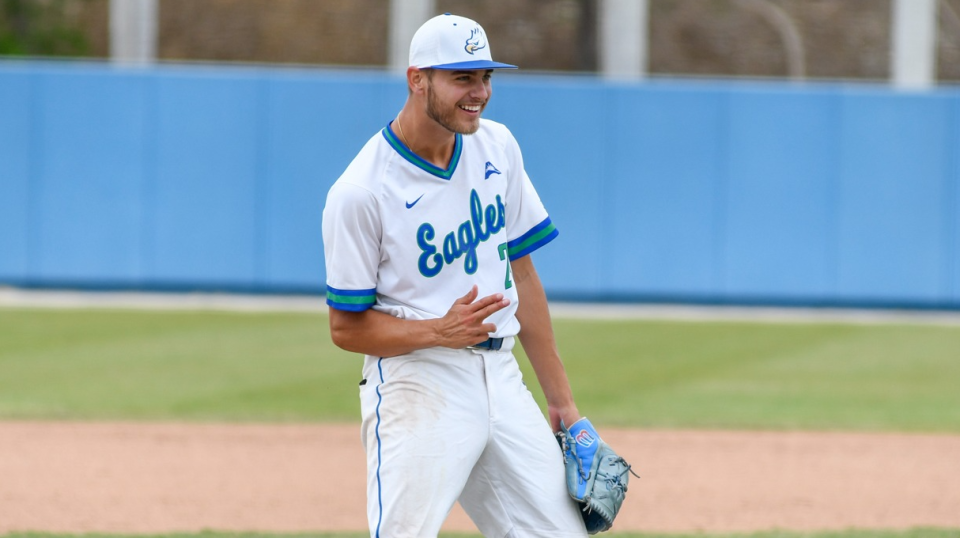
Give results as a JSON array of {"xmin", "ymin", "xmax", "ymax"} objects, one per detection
[{"xmin": 408, "ymin": 67, "xmax": 426, "ymax": 94}]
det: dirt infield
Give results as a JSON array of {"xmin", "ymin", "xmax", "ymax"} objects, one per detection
[{"xmin": 2, "ymin": 422, "xmax": 960, "ymax": 534}]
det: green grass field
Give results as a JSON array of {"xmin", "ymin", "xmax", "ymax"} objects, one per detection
[
  {"xmin": 2, "ymin": 307, "xmax": 960, "ymax": 431},
  {"xmin": 3, "ymin": 306, "xmax": 960, "ymax": 538}
]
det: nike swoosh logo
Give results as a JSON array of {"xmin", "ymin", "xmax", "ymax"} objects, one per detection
[{"xmin": 405, "ymin": 194, "xmax": 424, "ymax": 209}]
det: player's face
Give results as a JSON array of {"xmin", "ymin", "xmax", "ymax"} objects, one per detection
[{"xmin": 424, "ymin": 69, "xmax": 493, "ymax": 135}]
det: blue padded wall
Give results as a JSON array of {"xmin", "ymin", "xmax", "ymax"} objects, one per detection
[
  {"xmin": 606, "ymin": 85, "xmax": 725, "ymax": 299},
  {"xmin": 2, "ymin": 61, "xmax": 959, "ymax": 308},
  {"xmin": 32, "ymin": 69, "xmax": 147, "ymax": 283},
  {"xmin": 0, "ymin": 68, "xmax": 32, "ymax": 280},
  {"xmin": 722, "ymin": 88, "xmax": 839, "ymax": 302},
  {"xmin": 952, "ymin": 102, "xmax": 960, "ymax": 303},
  {"xmin": 148, "ymin": 71, "xmax": 263, "ymax": 287},
  {"xmin": 834, "ymin": 91, "xmax": 954, "ymax": 305}
]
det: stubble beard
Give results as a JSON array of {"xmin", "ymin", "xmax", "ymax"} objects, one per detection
[{"xmin": 426, "ymin": 83, "xmax": 482, "ymax": 135}]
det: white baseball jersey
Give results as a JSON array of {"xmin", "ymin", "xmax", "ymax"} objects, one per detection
[{"xmin": 322, "ymin": 118, "xmax": 558, "ymax": 338}]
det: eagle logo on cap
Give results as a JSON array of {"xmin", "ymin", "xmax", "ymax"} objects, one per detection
[{"xmin": 464, "ymin": 27, "xmax": 487, "ymax": 55}]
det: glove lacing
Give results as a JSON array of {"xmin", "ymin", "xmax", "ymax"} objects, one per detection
[{"xmin": 582, "ymin": 458, "xmax": 639, "ymax": 512}]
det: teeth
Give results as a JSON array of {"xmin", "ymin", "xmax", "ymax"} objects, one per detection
[{"xmin": 460, "ymin": 104, "xmax": 481, "ymax": 112}]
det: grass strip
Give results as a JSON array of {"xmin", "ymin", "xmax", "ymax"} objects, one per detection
[{"xmin": 2, "ymin": 308, "xmax": 960, "ymax": 431}]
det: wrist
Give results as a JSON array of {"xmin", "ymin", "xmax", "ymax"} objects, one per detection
[
  {"xmin": 422, "ymin": 318, "xmax": 444, "ymax": 348},
  {"xmin": 548, "ymin": 403, "xmax": 580, "ymax": 432}
]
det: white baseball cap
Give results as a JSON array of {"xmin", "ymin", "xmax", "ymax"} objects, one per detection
[{"xmin": 409, "ymin": 13, "xmax": 518, "ymax": 70}]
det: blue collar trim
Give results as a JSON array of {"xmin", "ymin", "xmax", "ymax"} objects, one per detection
[{"xmin": 382, "ymin": 121, "xmax": 462, "ymax": 180}]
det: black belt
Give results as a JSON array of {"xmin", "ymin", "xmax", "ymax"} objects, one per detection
[{"xmin": 469, "ymin": 337, "xmax": 504, "ymax": 351}]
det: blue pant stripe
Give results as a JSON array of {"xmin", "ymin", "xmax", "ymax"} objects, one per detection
[{"xmin": 374, "ymin": 357, "xmax": 385, "ymax": 538}]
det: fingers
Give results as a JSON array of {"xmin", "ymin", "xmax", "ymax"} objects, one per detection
[
  {"xmin": 450, "ymin": 287, "xmax": 511, "ymax": 335},
  {"xmin": 473, "ymin": 294, "xmax": 509, "ymax": 320},
  {"xmin": 454, "ymin": 287, "xmax": 510, "ymax": 316},
  {"xmin": 437, "ymin": 287, "xmax": 512, "ymax": 349},
  {"xmin": 453, "ymin": 285, "xmax": 479, "ymax": 306}
]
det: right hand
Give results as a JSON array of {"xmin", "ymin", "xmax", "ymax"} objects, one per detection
[{"xmin": 433, "ymin": 285, "xmax": 510, "ymax": 349}]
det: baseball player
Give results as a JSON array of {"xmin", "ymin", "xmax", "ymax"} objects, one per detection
[{"xmin": 322, "ymin": 13, "xmax": 588, "ymax": 538}]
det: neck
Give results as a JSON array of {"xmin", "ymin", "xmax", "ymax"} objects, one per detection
[{"xmin": 396, "ymin": 108, "xmax": 457, "ymax": 169}]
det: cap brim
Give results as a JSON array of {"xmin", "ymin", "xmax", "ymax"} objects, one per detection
[{"xmin": 422, "ymin": 60, "xmax": 518, "ymax": 70}]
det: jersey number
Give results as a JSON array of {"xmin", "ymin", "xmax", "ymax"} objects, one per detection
[{"xmin": 498, "ymin": 243, "xmax": 513, "ymax": 290}]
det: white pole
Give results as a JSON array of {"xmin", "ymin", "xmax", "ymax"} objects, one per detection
[
  {"xmin": 891, "ymin": 0, "xmax": 938, "ymax": 89},
  {"xmin": 599, "ymin": 0, "xmax": 648, "ymax": 79},
  {"xmin": 109, "ymin": 0, "xmax": 158, "ymax": 65},
  {"xmin": 389, "ymin": 0, "xmax": 436, "ymax": 74}
]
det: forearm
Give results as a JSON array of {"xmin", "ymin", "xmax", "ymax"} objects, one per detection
[
  {"xmin": 329, "ymin": 285, "xmax": 510, "ymax": 358},
  {"xmin": 329, "ymin": 308, "xmax": 442, "ymax": 358},
  {"xmin": 512, "ymin": 255, "xmax": 579, "ymax": 430}
]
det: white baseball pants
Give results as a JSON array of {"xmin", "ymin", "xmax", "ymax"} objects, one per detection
[{"xmin": 359, "ymin": 339, "xmax": 587, "ymax": 538}]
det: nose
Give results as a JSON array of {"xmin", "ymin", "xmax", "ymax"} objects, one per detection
[{"xmin": 470, "ymin": 78, "xmax": 490, "ymax": 101}]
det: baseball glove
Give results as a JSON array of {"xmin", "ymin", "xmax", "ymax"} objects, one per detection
[{"xmin": 556, "ymin": 417, "xmax": 637, "ymax": 534}]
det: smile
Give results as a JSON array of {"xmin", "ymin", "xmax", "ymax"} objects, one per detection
[{"xmin": 459, "ymin": 104, "xmax": 482, "ymax": 112}]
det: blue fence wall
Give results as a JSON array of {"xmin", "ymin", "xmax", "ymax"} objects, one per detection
[{"xmin": 2, "ymin": 61, "xmax": 959, "ymax": 308}]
